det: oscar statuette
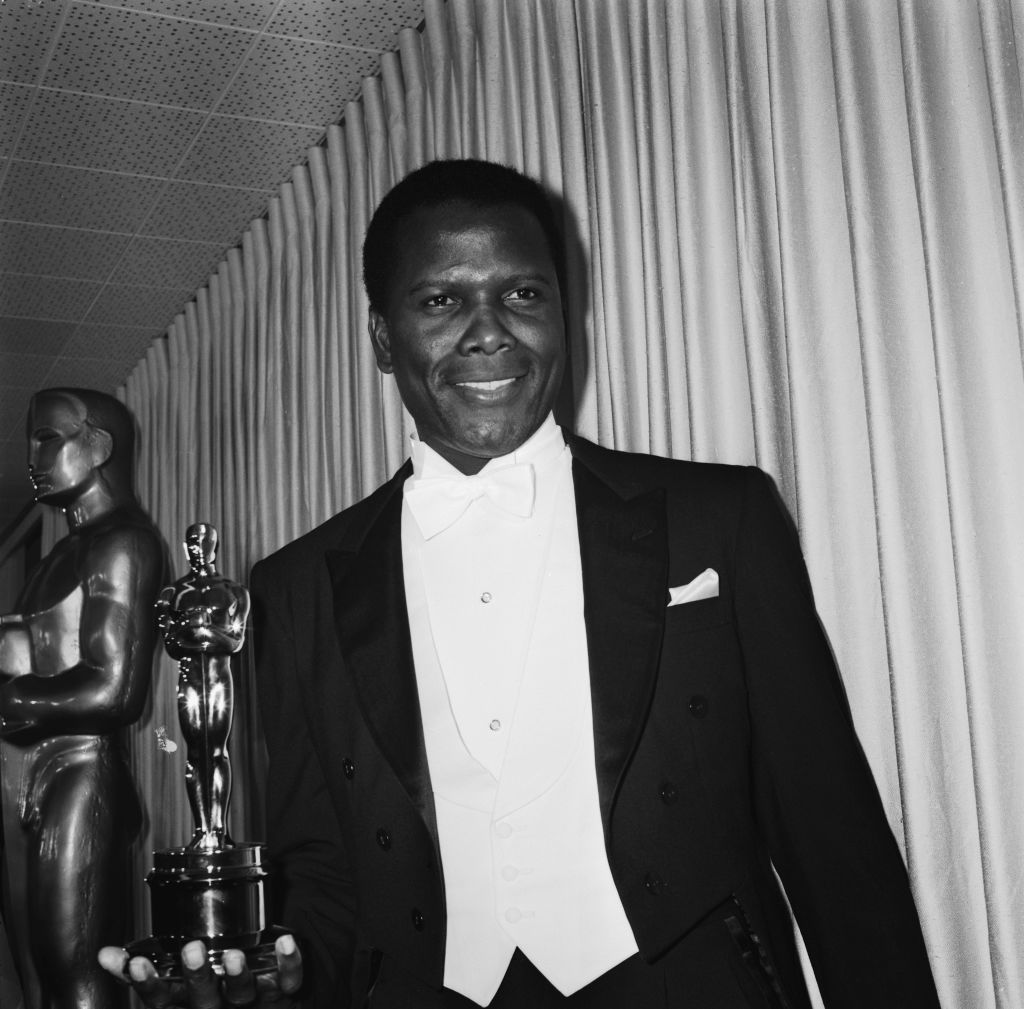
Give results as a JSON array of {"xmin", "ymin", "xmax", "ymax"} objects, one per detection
[{"xmin": 127, "ymin": 522, "xmax": 285, "ymax": 976}]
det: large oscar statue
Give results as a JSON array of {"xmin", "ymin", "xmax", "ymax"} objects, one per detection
[
  {"xmin": 0, "ymin": 388, "xmax": 165, "ymax": 1009},
  {"xmin": 128, "ymin": 523, "xmax": 283, "ymax": 976}
]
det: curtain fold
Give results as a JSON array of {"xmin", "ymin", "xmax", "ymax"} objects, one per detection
[{"xmin": 119, "ymin": 3, "xmax": 1023, "ymax": 1005}]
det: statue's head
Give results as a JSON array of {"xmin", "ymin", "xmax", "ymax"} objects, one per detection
[
  {"xmin": 27, "ymin": 388, "xmax": 135, "ymax": 507},
  {"xmin": 184, "ymin": 522, "xmax": 218, "ymax": 573}
]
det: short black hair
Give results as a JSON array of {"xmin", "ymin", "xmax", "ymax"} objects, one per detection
[{"xmin": 362, "ymin": 159, "xmax": 564, "ymax": 314}]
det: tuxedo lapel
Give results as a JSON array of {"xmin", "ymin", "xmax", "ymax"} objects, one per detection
[
  {"xmin": 324, "ymin": 464, "xmax": 437, "ymax": 835},
  {"xmin": 571, "ymin": 446, "xmax": 669, "ymax": 832}
]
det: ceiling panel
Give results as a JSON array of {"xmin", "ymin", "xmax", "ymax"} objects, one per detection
[
  {"xmin": 268, "ymin": 0, "xmax": 424, "ymax": 50},
  {"xmin": 217, "ymin": 35, "xmax": 382, "ymax": 125},
  {"xmin": 0, "ymin": 438, "xmax": 30, "ymax": 488},
  {"xmin": 0, "ymin": 274, "xmax": 101, "ymax": 320},
  {"xmin": 0, "ymin": 221, "xmax": 132, "ymax": 282},
  {"xmin": 83, "ymin": 283, "xmax": 196, "ymax": 330},
  {"xmin": 177, "ymin": 115, "xmax": 323, "ymax": 189},
  {"xmin": 0, "ymin": 83, "xmax": 35, "ymax": 160},
  {"xmin": 115, "ymin": 0, "xmax": 278, "ymax": 30},
  {"xmin": 109, "ymin": 235, "xmax": 226, "ymax": 290},
  {"xmin": 60, "ymin": 324, "xmax": 157, "ymax": 363},
  {"xmin": 0, "ymin": 318, "xmax": 77, "ymax": 356},
  {"xmin": 44, "ymin": 4, "xmax": 255, "ymax": 109},
  {"xmin": 0, "ymin": 0, "xmax": 426, "ymax": 535},
  {"xmin": 17, "ymin": 90, "xmax": 209, "ymax": 176},
  {"xmin": 43, "ymin": 354, "xmax": 143, "ymax": 393},
  {"xmin": 0, "ymin": 352, "xmax": 56, "ymax": 391},
  {"xmin": 0, "ymin": 1, "xmax": 64, "ymax": 86},
  {"xmin": 0, "ymin": 161, "xmax": 168, "ymax": 231},
  {"xmin": 139, "ymin": 180, "xmax": 273, "ymax": 243}
]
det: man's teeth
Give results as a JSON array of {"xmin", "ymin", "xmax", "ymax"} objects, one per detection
[{"xmin": 458, "ymin": 378, "xmax": 516, "ymax": 390}]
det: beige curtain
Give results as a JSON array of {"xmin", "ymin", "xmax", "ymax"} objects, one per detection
[{"xmin": 121, "ymin": 2, "xmax": 1024, "ymax": 1005}]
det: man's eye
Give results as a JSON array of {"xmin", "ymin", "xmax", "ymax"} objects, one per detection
[
  {"xmin": 422, "ymin": 294, "xmax": 455, "ymax": 308},
  {"xmin": 506, "ymin": 287, "xmax": 538, "ymax": 302}
]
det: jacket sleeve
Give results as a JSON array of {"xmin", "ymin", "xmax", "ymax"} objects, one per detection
[
  {"xmin": 732, "ymin": 468, "xmax": 940, "ymax": 1009},
  {"xmin": 250, "ymin": 559, "xmax": 358, "ymax": 1009}
]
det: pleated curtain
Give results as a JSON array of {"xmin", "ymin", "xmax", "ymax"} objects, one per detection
[{"xmin": 118, "ymin": 2, "xmax": 1024, "ymax": 1006}]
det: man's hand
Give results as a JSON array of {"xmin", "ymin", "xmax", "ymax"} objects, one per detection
[{"xmin": 97, "ymin": 935, "xmax": 303, "ymax": 1008}]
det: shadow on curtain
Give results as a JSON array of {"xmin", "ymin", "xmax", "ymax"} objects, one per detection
[{"xmin": 119, "ymin": 2, "xmax": 1024, "ymax": 1006}]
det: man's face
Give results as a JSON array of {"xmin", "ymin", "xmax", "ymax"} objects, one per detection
[
  {"xmin": 26, "ymin": 393, "xmax": 103, "ymax": 505},
  {"xmin": 369, "ymin": 200, "xmax": 566, "ymax": 474}
]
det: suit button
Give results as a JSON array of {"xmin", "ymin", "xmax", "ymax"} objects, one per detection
[
  {"xmin": 376, "ymin": 828, "xmax": 391, "ymax": 850},
  {"xmin": 411, "ymin": 908, "xmax": 425, "ymax": 931},
  {"xmin": 688, "ymin": 695, "xmax": 708, "ymax": 718},
  {"xmin": 342, "ymin": 758, "xmax": 355, "ymax": 780},
  {"xmin": 643, "ymin": 873, "xmax": 667, "ymax": 896},
  {"xmin": 659, "ymin": 782, "xmax": 678, "ymax": 804}
]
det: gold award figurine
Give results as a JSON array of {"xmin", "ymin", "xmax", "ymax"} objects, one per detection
[{"xmin": 127, "ymin": 523, "xmax": 284, "ymax": 976}]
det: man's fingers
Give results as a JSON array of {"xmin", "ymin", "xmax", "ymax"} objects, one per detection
[
  {"xmin": 222, "ymin": 949, "xmax": 257, "ymax": 1006},
  {"xmin": 98, "ymin": 945, "xmax": 129, "ymax": 981},
  {"xmin": 179, "ymin": 940, "xmax": 224, "ymax": 1009},
  {"xmin": 274, "ymin": 934, "xmax": 303, "ymax": 996},
  {"xmin": 127, "ymin": 955, "xmax": 188, "ymax": 1009}
]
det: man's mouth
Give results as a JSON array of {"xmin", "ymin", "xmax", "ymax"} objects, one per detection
[{"xmin": 455, "ymin": 378, "xmax": 517, "ymax": 391}]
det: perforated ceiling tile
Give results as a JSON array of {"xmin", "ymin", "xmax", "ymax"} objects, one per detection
[
  {"xmin": 0, "ymin": 222, "xmax": 132, "ymax": 282},
  {"xmin": 0, "ymin": 317, "xmax": 77, "ymax": 356},
  {"xmin": 0, "ymin": 82, "xmax": 36, "ymax": 160},
  {"xmin": 43, "ymin": 4, "xmax": 255, "ymax": 109},
  {"xmin": 140, "ymin": 179, "xmax": 271, "ymax": 243},
  {"xmin": 113, "ymin": 0, "xmax": 278, "ymax": 31},
  {"xmin": 269, "ymin": 0, "xmax": 423, "ymax": 51},
  {"xmin": 217, "ymin": 35, "xmax": 382, "ymax": 125},
  {"xmin": 110, "ymin": 235, "xmax": 225, "ymax": 290},
  {"xmin": 0, "ymin": 0, "xmax": 65, "ymax": 85},
  {"xmin": 0, "ymin": 399, "xmax": 32, "ymax": 446},
  {"xmin": 0, "ymin": 274, "xmax": 101, "ymax": 321},
  {"xmin": 60, "ymin": 324, "xmax": 156, "ymax": 363},
  {"xmin": 83, "ymin": 283, "xmax": 193, "ymax": 331},
  {"xmin": 177, "ymin": 115, "xmax": 323, "ymax": 189},
  {"xmin": 0, "ymin": 161, "xmax": 167, "ymax": 232},
  {"xmin": 44, "ymin": 354, "xmax": 136, "ymax": 393},
  {"xmin": 0, "ymin": 436, "xmax": 31, "ymax": 483},
  {"xmin": 17, "ymin": 91, "xmax": 208, "ymax": 177},
  {"xmin": 0, "ymin": 351, "xmax": 56, "ymax": 389}
]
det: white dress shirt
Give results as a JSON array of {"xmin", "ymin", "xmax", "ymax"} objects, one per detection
[{"xmin": 401, "ymin": 415, "xmax": 639, "ymax": 1006}]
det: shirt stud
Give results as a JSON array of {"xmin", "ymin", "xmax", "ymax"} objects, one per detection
[{"xmin": 480, "ymin": 591, "xmax": 493, "ymax": 603}]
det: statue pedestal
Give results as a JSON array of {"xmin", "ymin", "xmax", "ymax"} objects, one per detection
[{"xmin": 126, "ymin": 843, "xmax": 286, "ymax": 978}]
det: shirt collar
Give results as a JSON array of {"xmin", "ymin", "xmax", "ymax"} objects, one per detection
[{"xmin": 409, "ymin": 413, "xmax": 564, "ymax": 481}]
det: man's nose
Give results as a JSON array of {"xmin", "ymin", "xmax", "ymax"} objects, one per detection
[{"xmin": 457, "ymin": 304, "xmax": 516, "ymax": 355}]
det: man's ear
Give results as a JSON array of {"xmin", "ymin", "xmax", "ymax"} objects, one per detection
[{"xmin": 368, "ymin": 310, "xmax": 393, "ymax": 374}]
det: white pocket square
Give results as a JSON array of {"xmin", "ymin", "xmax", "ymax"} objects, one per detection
[{"xmin": 668, "ymin": 568, "xmax": 719, "ymax": 607}]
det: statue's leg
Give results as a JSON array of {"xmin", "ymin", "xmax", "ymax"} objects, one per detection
[{"xmin": 29, "ymin": 747, "xmax": 139, "ymax": 1009}]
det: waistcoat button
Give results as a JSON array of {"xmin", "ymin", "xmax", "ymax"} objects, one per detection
[{"xmin": 376, "ymin": 828, "xmax": 391, "ymax": 850}]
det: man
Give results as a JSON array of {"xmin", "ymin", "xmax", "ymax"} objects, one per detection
[
  {"xmin": 1, "ymin": 388, "xmax": 164, "ymax": 1009},
  {"xmin": 104, "ymin": 160, "xmax": 940, "ymax": 1008}
]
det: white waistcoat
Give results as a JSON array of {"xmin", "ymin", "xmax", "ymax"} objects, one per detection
[{"xmin": 402, "ymin": 437, "xmax": 638, "ymax": 1007}]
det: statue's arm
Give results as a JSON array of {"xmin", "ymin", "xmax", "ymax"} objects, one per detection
[{"xmin": 0, "ymin": 526, "xmax": 164, "ymax": 737}]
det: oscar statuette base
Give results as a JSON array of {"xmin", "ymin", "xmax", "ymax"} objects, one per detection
[{"xmin": 126, "ymin": 842, "xmax": 286, "ymax": 979}]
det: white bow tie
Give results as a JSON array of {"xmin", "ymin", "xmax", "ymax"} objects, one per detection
[{"xmin": 405, "ymin": 463, "xmax": 536, "ymax": 539}]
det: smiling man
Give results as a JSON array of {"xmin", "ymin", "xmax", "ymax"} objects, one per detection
[{"xmin": 106, "ymin": 161, "xmax": 940, "ymax": 1009}]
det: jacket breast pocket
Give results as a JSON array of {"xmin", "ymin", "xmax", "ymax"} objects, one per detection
[{"xmin": 664, "ymin": 596, "xmax": 731, "ymax": 635}]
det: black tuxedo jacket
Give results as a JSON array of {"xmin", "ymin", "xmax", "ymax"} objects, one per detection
[{"xmin": 249, "ymin": 436, "xmax": 939, "ymax": 1009}]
